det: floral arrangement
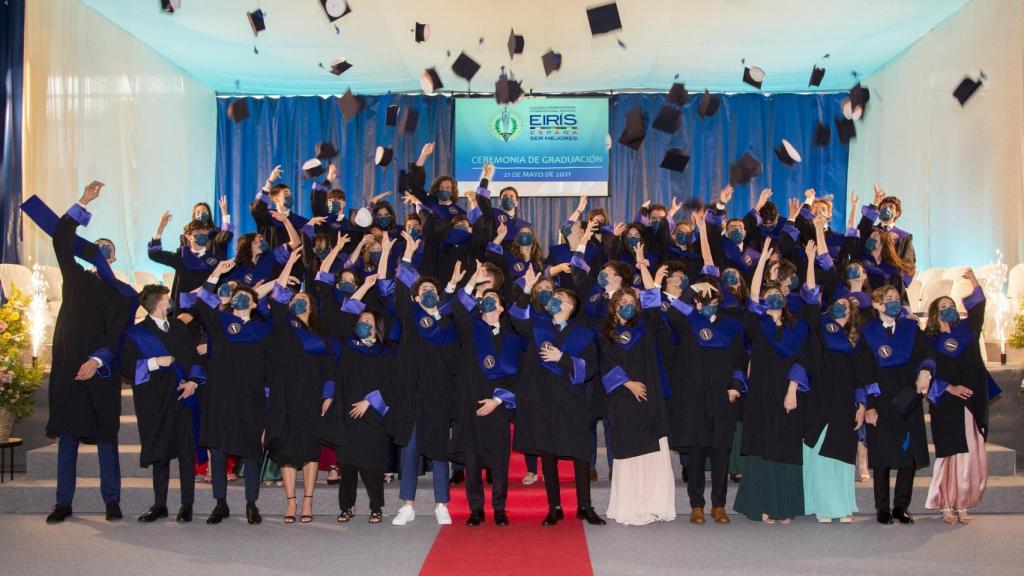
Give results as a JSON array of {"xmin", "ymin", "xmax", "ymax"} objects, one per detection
[
  {"xmin": 0, "ymin": 288, "xmax": 46, "ymax": 419},
  {"xmin": 1009, "ymin": 311, "xmax": 1024, "ymax": 350}
]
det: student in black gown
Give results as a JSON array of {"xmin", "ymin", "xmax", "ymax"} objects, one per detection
[
  {"xmin": 862, "ymin": 284, "xmax": 935, "ymax": 524},
  {"xmin": 508, "ymin": 266, "xmax": 606, "ymax": 526},
  {"xmin": 252, "ymin": 164, "xmax": 309, "ymax": 249},
  {"xmin": 148, "ymin": 213, "xmax": 222, "ymax": 309},
  {"xmin": 185, "ymin": 197, "xmax": 234, "ymax": 259},
  {"xmin": 450, "ymin": 262, "xmax": 523, "ymax": 526},
  {"xmin": 191, "ymin": 260, "xmax": 273, "ymax": 525},
  {"xmin": 120, "ymin": 285, "xmax": 204, "ymax": 523},
  {"xmin": 45, "ymin": 182, "xmax": 134, "ymax": 524}
]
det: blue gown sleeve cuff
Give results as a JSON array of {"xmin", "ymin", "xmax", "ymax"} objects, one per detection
[
  {"xmin": 801, "ymin": 285, "xmax": 821, "ymax": 304},
  {"xmin": 799, "ymin": 205, "xmax": 814, "ymax": 221},
  {"xmin": 509, "ymin": 303, "xmax": 530, "ymax": 320},
  {"xmin": 264, "ymin": 386, "xmax": 270, "ymax": 399},
  {"xmin": 189, "ymin": 364, "xmax": 207, "ymax": 386},
  {"xmin": 492, "ymin": 387, "xmax": 516, "ymax": 409},
  {"xmin": 271, "ymin": 283, "xmax": 293, "ymax": 304},
  {"xmin": 364, "ymin": 389, "xmax": 389, "ymax": 416},
  {"xmin": 963, "ymin": 285, "xmax": 984, "ymax": 310},
  {"xmin": 865, "ymin": 382, "xmax": 881, "ymax": 397},
  {"xmin": 376, "ymin": 278, "xmax": 395, "ymax": 296},
  {"xmin": 467, "ymin": 207, "xmax": 482, "ymax": 224},
  {"xmin": 196, "ymin": 286, "xmax": 221, "ymax": 309},
  {"xmin": 815, "ymin": 253, "xmax": 834, "ymax": 271},
  {"xmin": 476, "ymin": 186, "xmax": 491, "ymax": 199},
  {"xmin": 845, "ymin": 227, "xmax": 859, "ymax": 238},
  {"xmin": 322, "ymin": 380, "xmax": 335, "ymax": 400},
  {"xmin": 178, "ymin": 291, "xmax": 198, "ymax": 310},
  {"xmin": 854, "ymin": 387, "xmax": 867, "ymax": 406},
  {"xmin": 147, "ymin": 239, "xmax": 162, "ymax": 254},
  {"xmin": 704, "ymin": 211, "xmax": 724, "ymax": 227},
  {"xmin": 315, "ymin": 271, "xmax": 335, "ymax": 284},
  {"xmin": 67, "ymin": 204, "xmax": 92, "ymax": 227},
  {"xmin": 701, "ymin": 265, "xmax": 720, "ymax": 277},
  {"xmin": 862, "ymin": 204, "xmax": 879, "ymax": 222},
  {"xmin": 747, "ymin": 300, "xmax": 766, "ymax": 315},
  {"xmin": 272, "ymin": 244, "xmax": 290, "ymax": 266},
  {"xmin": 570, "ymin": 357, "xmax": 586, "ymax": 386},
  {"xmin": 918, "ymin": 358, "xmax": 936, "ymax": 375},
  {"xmin": 671, "ymin": 298, "xmax": 694, "ymax": 316},
  {"xmin": 341, "ymin": 298, "xmax": 366, "ymax": 315},
  {"xmin": 787, "ymin": 363, "xmax": 810, "ymax": 392},
  {"xmin": 781, "ymin": 222, "xmax": 799, "ymax": 241},
  {"xmin": 90, "ymin": 347, "xmax": 113, "ymax": 378},
  {"xmin": 732, "ymin": 369, "xmax": 748, "ymax": 389},
  {"xmin": 301, "ymin": 223, "xmax": 316, "ymax": 239},
  {"xmin": 601, "ymin": 365, "xmax": 629, "ymax": 394},
  {"xmin": 747, "ymin": 209, "xmax": 763, "ymax": 226},
  {"xmin": 928, "ymin": 378, "xmax": 949, "ymax": 404},
  {"xmin": 570, "ymin": 253, "xmax": 590, "ymax": 274},
  {"xmin": 487, "ymin": 242, "xmax": 504, "ymax": 255},
  {"xmin": 133, "ymin": 360, "xmax": 150, "ymax": 386},
  {"xmin": 640, "ymin": 288, "xmax": 661, "ymax": 310},
  {"xmin": 396, "ymin": 262, "xmax": 420, "ymax": 288},
  {"xmin": 457, "ymin": 289, "xmax": 477, "ymax": 312},
  {"xmin": 256, "ymin": 192, "xmax": 271, "ymax": 205}
]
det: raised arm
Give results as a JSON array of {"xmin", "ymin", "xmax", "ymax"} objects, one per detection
[{"xmin": 749, "ymin": 236, "xmax": 773, "ymax": 304}]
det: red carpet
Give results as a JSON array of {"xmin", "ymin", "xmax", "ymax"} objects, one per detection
[{"xmin": 420, "ymin": 430, "xmax": 594, "ymax": 575}]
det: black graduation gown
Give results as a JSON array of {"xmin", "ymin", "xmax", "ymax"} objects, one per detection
[
  {"xmin": 46, "ymin": 212, "xmax": 134, "ymax": 445},
  {"xmin": 250, "ymin": 195, "xmax": 308, "ymax": 249},
  {"xmin": 265, "ymin": 298, "xmax": 339, "ymax": 466},
  {"xmin": 664, "ymin": 296, "xmax": 748, "ymax": 451},
  {"xmin": 928, "ymin": 289, "xmax": 989, "ymax": 458},
  {"xmin": 146, "ymin": 241, "xmax": 221, "ymax": 308},
  {"xmin": 862, "ymin": 316, "xmax": 934, "ymax": 469},
  {"xmin": 571, "ymin": 254, "xmax": 613, "ymax": 419},
  {"xmin": 508, "ymin": 294, "xmax": 598, "ymax": 462},
  {"xmin": 803, "ymin": 317, "xmax": 873, "ymax": 465},
  {"xmin": 597, "ymin": 289, "xmax": 670, "ymax": 460},
  {"xmin": 119, "ymin": 317, "xmax": 201, "ymax": 466},
  {"xmin": 191, "ymin": 290, "xmax": 272, "ymax": 459}
]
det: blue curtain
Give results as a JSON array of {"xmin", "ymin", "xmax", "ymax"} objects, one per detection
[
  {"xmin": 0, "ymin": 0, "xmax": 24, "ymax": 264},
  {"xmin": 216, "ymin": 92, "xmax": 849, "ymax": 254}
]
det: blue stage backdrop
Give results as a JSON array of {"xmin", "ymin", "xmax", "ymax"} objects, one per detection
[{"xmin": 216, "ymin": 92, "xmax": 849, "ymax": 256}]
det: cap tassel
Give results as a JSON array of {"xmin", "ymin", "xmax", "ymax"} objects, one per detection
[{"xmin": 335, "ymin": 24, "xmax": 340, "ymax": 35}]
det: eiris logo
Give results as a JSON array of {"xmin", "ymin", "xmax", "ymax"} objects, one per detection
[{"xmin": 489, "ymin": 106, "xmax": 522, "ymax": 142}]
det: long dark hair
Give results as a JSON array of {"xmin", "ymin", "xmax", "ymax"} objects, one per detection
[
  {"xmin": 429, "ymin": 175, "xmax": 458, "ymax": 201},
  {"xmin": 924, "ymin": 296, "xmax": 957, "ymax": 336},
  {"xmin": 762, "ymin": 282, "xmax": 795, "ymax": 327},
  {"xmin": 513, "ymin": 226, "xmax": 545, "ymax": 272},
  {"xmin": 603, "ymin": 288, "xmax": 639, "ymax": 341},
  {"xmin": 234, "ymin": 233, "xmax": 260, "ymax": 266},
  {"xmin": 289, "ymin": 292, "xmax": 329, "ymax": 341},
  {"xmin": 722, "ymin": 266, "xmax": 749, "ymax": 304}
]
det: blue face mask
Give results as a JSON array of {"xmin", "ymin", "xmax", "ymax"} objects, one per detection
[
  {"xmin": 289, "ymin": 299, "xmax": 308, "ymax": 316},
  {"xmin": 790, "ymin": 275, "xmax": 801, "ymax": 291},
  {"xmin": 722, "ymin": 271, "xmax": 740, "ymax": 288},
  {"xmin": 231, "ymin": 294, "xmax": 251, "ymax": 311},
  {"xmin": 764, "ymin": 293, "xmax": 785, "ymax": 310},
  {"xmin": 884, "ymin": 300, "xmax": 903, "ymax": 318},
  {"xmin": 437, "ymin": 189, "xmax": 451, "ymax": 202},
  {"xmin": 879, "ymin": 206, "xmax": 894, "ymax": 221},
  {"xmin": 846, "ymin": 267, "xmax": 862, "ymax": 280},
  {"xmin": 376, "ymin": 215, "xmax": 393, "ymax": 228},
  {"xmin": 625, "ymin": 236, "xmax": 640, "ymax": 249},
  {"xmin": 678, "ymin": 276, "xmax": 691, "ymax": 292},
  {"xmin": 408, "ymin": 227, "xmax": 422, "ymax": 240},
  {"xmin": 536, "ymin": 290, "xmax": 553, "ymax": 307},
  {"xmin": 196, "ymin": 211, "xmax": 211, "ymax": 223},
  {"xmin": 865, "ymin": 237, "xmax": 878, "ymax": 251},
  {"xmin": 728, "ymin": 228, "xmax": 745, "ymax": 245},
  {"xmin": 256, "ymin": 239, "xmax": 269, "ymax": 253},
  {"xmin": 328, "ymin": 201, "xmax": 342, "ymax": 215},
  {"xmin": 338, "ymin": 281, "xmax": 356, "ymax": 296},
  {"xmin": 480, "ymin": 296, "xmax": 498, "ymax": 313},
  {"xmin": 314, "ymin": 247, "xmax": 330, "ymax": 260},
  {"xmin": 280, "ymin": 195, "xmax": 293, "ymax": 209},
  {"xmin": 699, "ymin": 303, "xmax": 718, "ymax": 317},
  {"xmin": 830, "ymin": 302, "xmax": 848, "ymax": 320},
  {"xmin": 939, "ymin": 306, "xmax": 959, "ymax": 325},
  {"xmin": 368, "ymin": 251, "xmax": 382, "ymax": 264},
  {"xmin": 98, "ymin": 243, "xmax": 113, "ymax": 261},
  {"xmin": 618, "ymin": 303, "xmax": 636, "ymax": 320},
  {"xmin": 355, "ymin": 321, "xmax": 373, "ymax": 339},
  {"xmin": 545, "ymin": 297, "xmax": 562, "ymax": 315},
  {"xmin": 597, "ymin": 270, "xmax": 610, "ymax": 288},
  {"xmin": 675, "ymin": 231, "xmax": 691, "ymax": 246},
  {"xmin": 193, "ymin": 233, "xmax": 209, "ymax": 247},
  {"xmin": 650, "ymin": 218, "xmax": 663, "ymax": 233},
  {"xmin": 516, "ymin": 231, "xmax": 534, "ymax": 246},
  {"xmin": 217, "ymin": 284, "xmax": 234, "ymax": 298},
  {"xmin": 500, "ymin": 197, "xmax": 516, "ymax": 211},
  {"xmin": 419, "ymin": 290, "xmax": 439, "ymax": 309}
]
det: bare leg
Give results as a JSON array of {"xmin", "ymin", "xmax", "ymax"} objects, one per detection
[
  {"xmin": 281, "ymin": 465, "xmax": 297, "ymax": 519},
  {"xmin": 301, "ymin": 462, "xmax": 318, "ymax": 522}
]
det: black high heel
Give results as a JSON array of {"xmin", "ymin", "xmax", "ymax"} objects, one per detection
[
  {"xmin": 283, "ymin": 496, "xmax": 296, "ymax": 524},
  {"xmin": 300, "ymin": 495, "xmax": 314, "ymax": 523}
]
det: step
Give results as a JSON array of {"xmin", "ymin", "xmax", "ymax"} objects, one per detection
[
  {"xmin": 121, "ymin": 388, "xmax": 135, "ymax": 416},
  {"xmin": 3, "ymin": 474, "xmax": 1024, "ymax": 516}
]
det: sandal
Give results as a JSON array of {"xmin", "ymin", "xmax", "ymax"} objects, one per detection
[
  {"xmin": 336, "ymin": 508, "xmax": 354, "ymax": 523},
  {"xmin": 326, "ymin": 466, "xmax": 340, "ymax": 486},
  {"xmin": 761, "ymin": 513, "xmax": 776, "ymax": 525},
  {"xmin": 955, "ymin": 508, "xmax": 972, "ymax": 525},
  {"xmin": 941, "ymin": 508, "xmax": 957, "ymax": 524},
  {"xmin": 300, "ymin": 495, "xmax": 314, "ymax": 523},
  {"xmin": 368, "ymin": 510, "xmax": 383, "ymax": 524},
  {"xmin": 283, "ymin": 496, "xmax": 296, "ymax": 524},
  {"xmin": 839, "ymin": 516, "xmax": 854, "ymax": 523}
]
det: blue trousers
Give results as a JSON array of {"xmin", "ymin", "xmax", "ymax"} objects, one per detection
[
  {"xmin": 398, "ymin": 424, "xmax": 449, "ymax": 504},
  {"xmin": 589, "ymin": 416, "xmax": 613, "ymax": 470},
  {"xmin": 210, "ymin": 449, "xmax": 260, "ymax": 503},
  {"xmin": 56, "ymin": 434, "xmax": 120, "ymax": 506}
]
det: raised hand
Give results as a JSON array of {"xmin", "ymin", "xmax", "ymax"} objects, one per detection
[
  {"xmin": 635, "ymin": 242, "xmax": 649, "ymax": 269},
  {"xmin": 669, "ymin": 196, "xmax": 682, "ymax": 217},
  {"xmin": 266, "ymin": 165, "xmax": 283, "ymax": 185},
  {"xmin": 368, "ymin": 191, "xmax": 392, "ymax": 205},
  {"xmin": 214, "ymin": 260, "xmax": 236, "ymax": 276},
  {"xmin": 522, "ymin": 265, "xmax": 539, "ymax": 293},
  {"xmin": 576, "ymin": 195, "xmax": 589, "ymax": 214},
  {"xmin": 691, "ymin": 281, "xmax": 718, "ymax": 298},
  {"xmin": 400, "ymin": 230, "xmax": 420, "ymax": 255},
  {"xmin": 219, "ymin": 195, "xmax": 229, "ymax": 214},
  {"xmin": 718, "ymin": 184, "xmax": 734, "ymax": 205},
  {"xmin": 270, "ymin": 210, "xmax": 288, "ymax": 223},
  {"xmin": 787, "ymin": 197, "xmax": 801, "ymax": 221},
  {"xmin": 80, "ymin": 180, "xmax": 104, "ymax": 205},
  {"xmin": 804, "ymin": 239, "xmax": 817, "ymax": 261},
  {"xmin": 653, "ymin": 265, "xmax": 668, "ymax": 287},
  {"xmin": 873, "ymin": 184, "xmax": 885, "ymax": 206},
  {"xmin": 402, "ymin": 191, "xmax": 422, "ymax": 206},
  {"xmin": 612, "ymin": 222, "xmax": 627, "ymax": 237},
  {"xmin": 327, "ymin": 163, "xmax": 338, "ymax": 183},
  {"xmin": 963, "ymin": 268, "xmax": 978, "ymax": 288},
  {"xmin": 307, "ymin": 216, "xmax": 327, "ymax": 227},
  {"xmin": 157, "ymin": 211, "xmax": 172, "ymax": 232},
  {"xmin": 804, "ymin": 188, "xmax": 816, "ymax": 202},
  {"xmin": 482, "ymin": 162, "xmax": 495, "ymax": 180},
  {"xmin": 362, "ymin": 274, "xmax": 378, "ymax": 289},
  {"xmin": 449, "ymin": 260, "xmax": 467, "ymax": 286},
  {"xmin": 336, "ymin": 233, "xmax": 351, "ymax": 252},
  {"xmin": 494, "ymin": 222, "xmax": 508, "ymax": 244},
  {"xmin": 756, "ymin": 188, "xmax": 773, "ymax": 211},
  {"xmin": 417, "ymin": 142, "xmax": 435, "ymax": 166}
]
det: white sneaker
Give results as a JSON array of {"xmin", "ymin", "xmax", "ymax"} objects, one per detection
[
  {"xmin": 435, "ymin": 504, "xmax": 452, "ymax": 525},
  {"xmin": 522, "ymin": 472, "xmax": 538, "ymax": 486},
  {"xmin": 392, "ymin": 505, "xmax": 415, "ymax": 526}
]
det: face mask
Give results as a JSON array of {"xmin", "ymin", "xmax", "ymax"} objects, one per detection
[
  {"xmin": 480, "ymin": 296, "xmax": 498, "ymax": 313},
  {"xmin": 597, "ymin": 270, "xmax": 610, "ymax": 288},
  {"xmin": 846, "ymin": 267, "xmax": 862, "ymax": 280},
  {"xmin": 790, "ymin": 275, "xmax": 801, "ymax": 291},
  {"xmin": 678, "ymin": 276, "xmax": 691, "ymax": 292},
  {"xmin": 728, "ymin": 228, "xmax": 745, "ymax": 245},
  {"xmin": 355, "ymin": 321, "xmax": 373, "ymax": 339},
  {"xmin": 368, "ymin": 250, "xmax": 382, "ymax": 264},
  {"xmin": 437, "ymin": 190, "xmax": 451, "ymax": 202},
  {"xmin": 196, "ymin": 211, "xmax": 211, "ymax": 223},
  {"xmin": 99, "ymin": 244, "xmax": 113, "ymax": 261},
  {"xmin": 939, "ymin": 307, "xmax": 959, "ymax": 325},
  {"xmin": 650, "ymin": 218, "xmax": 663, "ymax": 233},
  {"xmin": 328, "ymin": 201, "xmax": 342, "ymax": 215},
  {"xmin": 722, "ymin": 271, "xmax": 740, "ymax": 287},
  {"xmin": 865, "ymin": 238, "xmax": 878, "ymax": 251},
  {"xmin": 884, "ymin": 300, "xmax": 903, "ymax": 318},
  {"xmin": 256, "ymin": 239, "xmax": 269, "ymax": 253},
  {"xmin": 313, "ymin": 247, "xmax": 330, "ymax": 260},
  {"xmin": 193, "ymin": 233, "xmax": 209, "ymax": 247},
  {"xmin": 408, "ymin": 227, "xmax": 422, "ymax": 240},
  {"xmin": 500, "ymin": 197, "xmax": 516, "ymax": 211},
  {"xmin": 699, "ymin": 304, "xmax": 718, "ymax": 317},
  {"xmin": 376, "ymin": 215, "xmax": 393, "ymax": 228},
  {"xmin": 280, "ymin": 195, "xmax": 293, "ymax": 209},
  {"xmin": 217, "ymin": 284, "xmax": 234, "ymax": 298},
  {"xmin": 625, "ymin": 236, "xmax": 640, "ymax": 249},
  {"xmin": 830, "ymin": 303, "xmax": 848, "ymax": 320},
  {"xmin": 419, "ymin": 290, "xmax": 439, "ymax": 309},
  {"xmin": 231, "ymin": 294, "xmax": 251, "ymax": 311},
  {"xmin": 289, "ymin": 299, "xmax": 308, "ymax": 316},
  {"xmin": 764, "ymin": 293, "xmax": 785, "ymax": 310},
  {"xmin": 536, "ymin": 290, "xmax": 553, "ymax": 307},
  {"xmin": 338, "ymin": 281, "xmax": 356, "ymax": 296},
  {"xmin": 675, "ymin": 231, "xmax": 691, "ymax": 246},
  {"xmin": 880, "ymin": 206, "xmax": 894, "ymax": 221},
  {"xmin": 516, "ymin": 231, "xmax": 534, "ymax": 246},
  {"xmin": 618, "ymin": 303, "xmax": 636, "ymax": 320},
  {"xmin": 545, "ymin": 297, "xmax": 562, "ymax": 315}
]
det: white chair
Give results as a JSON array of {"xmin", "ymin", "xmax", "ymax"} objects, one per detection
[
  {"xmin": 40, "ymin": 265, "xmax": 63, "ymax": 302},
  {"xmin": 0, "ymin": 263, "xmax": 35, "ymax": 298},
  {"xmin": 918, "ymin": 278, "xmax": 953, "ymax": 312},
  {"xmin": 916, "ymin": 268, "xmax": 945, "ymax": 287},
  {"xmin": 942, "ymin": 266, "xmax": 970, "ymax": 281},
  {"xmin": 1007, "ymin": 263, "xmax": 1024, "ymax": 301},
  {"xmin": 134, "ymin": 271, "xmax": 159, "ymax": 287},
  {"xmin": 162, "ymin": 272, "xmax": 175, "ymax": 287},
  {"xmin": 906, "ymin": 279, "xmax": 925, "ymax": 314}
]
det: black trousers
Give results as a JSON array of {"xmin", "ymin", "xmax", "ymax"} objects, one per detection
[
  {"xmin": 339, "ymin": 465, "xmax": 384, "ymax": 512},
  {"xmin": 685, "ymin": 446, "xmax": 729, "ymax": 508},
  {"xmin": 873, "ymin": 466, "xmax": 915, "ymax": 511},
  {"xmin": 466, "ymin": 460, "xmax": 509, "ymax": 513},
  {"xmin": 540, "ymin": 453, "xmax": 591, "ymax": 510},
  {"xmin": 152, "ymin": 451, "xmax": 196, "ymax": 507},
  {"xmin": 210, "ymin": 449, "xmax": 260, "ymax": 503}
]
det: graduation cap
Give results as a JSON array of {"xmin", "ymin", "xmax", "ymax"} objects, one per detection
[
  {"xmin": 742, "ymin": 62, "xmax": 765, "ymax": 90},
  {"xmin": 890, "ymin": 387, "xmax": 922, "ymax": 420},
  {"xmin": 774, "ymin": 139, "xmax": 802, "ymax": 167},
  {"xmin": 809, "ymin": 65, "xmax": 826, "ymax": 87},
  {"xmin": 247, "ymin": 9, "xmax": 266, "ymax": 36},
  {"xmin": 161, "ymin": 0, "xmax": 181, "ymax": 13},
  {"xmin": 843, "ymin": 82, "xmax": 870, "ymax": 119},
  {"xmin": 698, "ymin": 90, "xmax": 720, "ymax": 119},
  {"xmin": 303, "ymin": 158, "xmax": 326, "ymax": 179},
  {"xmin": 421, "ymin": 68, "xmax": 443, "ymax": 95},
  {"xmin": 953, "ymin": 72, "xmax": 986, "ymax": 106},
  {"xmin": 385, "ymin": 104, "xmax": 400, "ymax": 127},
  {"xmin": 451, "ymin": 52, "xmax": 481, "ymax": 83},
  {"xmin": 374, "ymin": 146, "xmax": 394, "ymax": 168},
  {"xmin": 660, "ymin": 148, "xmax": 690, "ymax": 173},
  {"xmin": 320, "ymin": 0, "xmax": 351, "ymax": 22},
  {"xmin": 542, "ymin": 50, "xmax": 562, "ymax": 76},
  {"xmin": 495, "ymin": 69, "xmax": 524, "ymax": 105},
  {"xmin": 327, "ymin": 57, "xmax": 352, "ymax": 76},
  {"xmin": 507, "ymin": 29, "xmax": 525, "ymax": 59},
  {"xmin": 651, "ymin": 105, "xmax": 683, "ymax": 134},
  {"xmin": 316, "ymin": 142, "xmax": 338, "ymax": 160},
  {"xmin": 587, "ymin": 2, "xmax": 622, "ymax": 35},
  {"xmin": 338, "ymin": 89, "xmax": 364, "ymax": 120},
  {"xmin": 729, "ymin": 152, "xmax": 762, "ymax": 184},
  {"xmin": 813, "ymin": 122, "xmax": 831, "ymax": 147},
  {"xmin": 227, "ymin": 99, "xmax": 249, "ymax": 123},
  {"xmin": 618, "ymin": 107, "xmax": 646, "ymax": 150},
  {"xmin": 414, "ymin": 22, "xmax": 430, "ymax": 43},
  {"xmin": 834, "ymin": 116, "xmax": 856, "ymax": 144},
  {"xmin": 401, "ymin": 109, "xmax": 420, "ymax": 133},
  {"xmin": 667, "ymin": 83, "xmax": 689, "ymax": 107}
]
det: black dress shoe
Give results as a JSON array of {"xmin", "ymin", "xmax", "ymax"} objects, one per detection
[
  {"xmin": 450, "ymin": 469, "xmax": 465, "ymax": 485},
  {"xmin": 176, "ymin": 505, "xmax": 193, "ymax": 523},
  {"xmin": 730, "ymin": 473, "xmax": 742, "ymax": 483},
  {"xmin": 105, "ymin": 502, "xmax": 123, "ymax": 522},
  {"xmin": 542, "ymin": 507, "xmax": 562, "ymax": 526},
  {"xmin": 137, "ymin": 505, "xmax": 168, "ymax": 523},
  {"xmin": 206, "ymin": 502, "xmax": 230, "ymax": 524},
  {"xmin": 466, "ymin": 510, "xmax": 485, "ymax": 526},
  {"xmin": 682, "ymin": 468, "xmax": 689, "ymax": 483},
  {"xmin": 576, "ymin": 507, "xmax": 607, "ymax": 525},
  {"xmin": 893, "ymin": 507, "xmax": 915, "ymax": 524},
  {"xmin": 876, "ymin": 509, "xmax": 894, "ymax": 524},
  {"xmin": 46, "ymin": 504, "xmax": 73, "ymax": 524},
  {"xmin": 246, "ymin": 501, "xmax": 262, "ymax": 525},
  {"xmin": 494, "ymin": 510, "xmax": 509, "ymax": 526}
]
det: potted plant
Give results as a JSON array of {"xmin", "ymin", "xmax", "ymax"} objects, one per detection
[{"xmin": 0, "ymin": 288, "xmax": 46, "ymax": 442}]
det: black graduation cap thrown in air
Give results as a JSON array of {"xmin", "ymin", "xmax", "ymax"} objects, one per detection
[
  {"xmin": 651, "ymin": 105, "xmax": 683, "ymax": 134},
  {"xmin": 699, "ymin": 90, "xmax": 720, "ymax": 119},
  {"xmin": 227, "ymin": 99, "xmax": 249, "ymax": 123},
  {"xmin": 813, "ymin": 122, "xmax": 831, "ymax": 147},
  {"xmin": 316, "ymin": 142, "xmax": 339, "ymax": 160},
  {"xmin": 843, "ymin": 82, "xmax": 870, "ymax": 120},
  {"xmin": 660, "ymin": 148, "xmax": 690, "ymax": 173},
  {"xmin": 495, "ymin": 69, "xmax": 524, "ymax": 105},
  {"xmin": 401, "ymin": 109, "xmax": 420, "ymax": 133},
  {"xmin": 834, "ymin": 116, "xmax": 856, "ymax": 144},
  {"xmin": 729, "ymin": 152, "xmax": 762, "ymax": 184},
  {"xmin": 507, "ymin": 29, "xmax": 525, "ymax": 59},
  {"xmin": 452, "ymin": 52, "xmax": 481, "ymax": 83},
  {"xmin": 375, "ymin": 146, "xmax": 394, "ymax": 168},
  {"xmin": 414, "ymin": 22, "xmax": 429, "ymax": 43},
  {"xmin": 161, "ymin": 0, "xmax": 181, "ymax": 13},
  {"xmin": 247, "ymin": 9, "xmax": 266, "ymax": 36},
  {"xmin": 542, "ymin": 50, "xmax": 562, "ymax": 77},
  {"xmin": 319, "ymin": 0, "xmax": 351, "ymax": 23},
  {"xmin": 303, "ymin": 158, "xmax": 326, "ymax": 179},
  {"xmin": 809, "ymin": 65, "xmax": 826, "ymax": 87},
  {"xmin": 421, "ymin": 68, "xmax": 443, "ymax": 95},
  {"xmin": 618, "ymin": 107, "xmax": 646, "ymax": 150},
  {"xmin": 667, "ymin": 83, "xmax": 689, "ymax": 107},
  {"xmin": 742, "ymin": 62, "xmax": 765, "ymax": 90},
  {"xmin": 953, "ymin": 72, "xmax": 986, "ymax": 106},
  {"xmin": 328, "ymin": 58, "xmax": 352, "ymax": 76},
  {"xmin": 385, "ymin": 104, "xmax": 400, "ymax": 127},
  {"xmin": 587, "ymin": 2, "xmax": 622, "ymax": 35},
  {"xmin": 338, "ymin": 88, "xmax": 364, "ymax": 120},
  {"xmin": 774, "ymin": 139, "xmax": 802, "ymax": 167}
]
